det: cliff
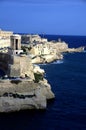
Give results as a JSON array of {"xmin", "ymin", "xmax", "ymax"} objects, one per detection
[
  {"xmin": 0, "ymin": 53, "xmax": 55, "ymax": 112},
  {"xmin": 0, "ymin": 79, "xmax": 55, "ymax": 112},
  {"xmin": 32, "ymin": 54, "xmax": 63, "ymax": 64}
]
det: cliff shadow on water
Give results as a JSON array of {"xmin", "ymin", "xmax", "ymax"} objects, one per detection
[{"xmin": 0, "ymin": 109, "xmax": 47, "ymax": 130}]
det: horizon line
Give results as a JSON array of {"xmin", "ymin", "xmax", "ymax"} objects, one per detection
[{"xmin": 14, "ymin": 32, "xmax": 86, "ymax": 37}]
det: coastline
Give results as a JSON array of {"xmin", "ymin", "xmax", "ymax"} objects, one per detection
[
  {"xmin": 21, "ymin": 34, "xmax": 85, "ymax": 64},
  {"xmin": 0, "ymin": 32, "xmax": 85, "ymax": 113},
  {"xmin": 30, "ymin": 46, "xmax": 85, "ymax": 64}
]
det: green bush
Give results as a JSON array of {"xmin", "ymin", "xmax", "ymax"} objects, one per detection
[
  {"xmin": 34, "ymin": 73, "xmax": 43, "ymax": 83},
  {"xmin": 21, "ymin": 46, "xmax": 27, "ymax": 52}
]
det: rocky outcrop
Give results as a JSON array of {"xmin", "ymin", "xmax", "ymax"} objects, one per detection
[
  {"xmin": 32, "ymin": 53, "xmax": 63, "ymax": 64},
  {"xmin": 0, "ymin": 79, "xmax": 55, "ymax": 112},
  {"xmin": 33, "ymin": 65, "xmax": 45, "ymax": 74},
  {"xmin": 31, "ymin": 45, "xmax": 85, "ymax": 64},
  {"xmin": 66, "ymin": 47, "xmax": 85, "ymax": 53}
]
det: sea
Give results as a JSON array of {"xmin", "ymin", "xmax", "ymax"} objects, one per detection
[{"xmin": 0, "ymin": 35, "xmax": 86, "ymax": 130}]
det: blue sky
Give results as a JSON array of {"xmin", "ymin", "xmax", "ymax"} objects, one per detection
[{"xmin": 0, "ymin": 0, "xmax": 86, "ymax": 35}]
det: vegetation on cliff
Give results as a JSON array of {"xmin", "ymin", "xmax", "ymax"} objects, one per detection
[{"xmin": 34, "ymin": 73, "xmax": 43, "ymax": 83}]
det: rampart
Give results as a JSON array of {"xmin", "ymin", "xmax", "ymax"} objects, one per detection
[
  {"xmin": 0, "ymin": 53, "xmax": 34, "ymax": 79},
  {"xmin": 0, "ymin": 53, "xmax": 11, "ymax": 73}
]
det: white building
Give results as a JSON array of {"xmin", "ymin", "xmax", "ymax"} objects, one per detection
[
  {"xmin": 0, "ymin": 29, "xmax": 13, "ymax": 49},
  {"xmin": 30, "ymin": 43, "xmax": 51, "ymax": 56},
  {"xmin": 0, "ymin": 38, "xmax": 11, "ymax": 48}
]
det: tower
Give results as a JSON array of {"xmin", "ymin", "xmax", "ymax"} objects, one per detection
[{"xmin": 10, "ymin": 34, "xmax": 23, "ymax": 55}]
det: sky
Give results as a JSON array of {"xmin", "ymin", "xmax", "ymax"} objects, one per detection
[{"xmin": 0, "ymin": 0, "xmax": 86, "ymax": 35}]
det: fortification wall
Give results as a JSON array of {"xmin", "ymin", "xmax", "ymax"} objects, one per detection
[{"xmin": 0, "ymin": 53, "xmax": 11, "ymax": 73}]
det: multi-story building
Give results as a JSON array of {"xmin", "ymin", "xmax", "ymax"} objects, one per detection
[
  {"xmin": 21, "ymin": 34, "xmax": 48, "ymax": 44},
  {"xmin": 0, "ymin": 29, "xmax": 13, "ymax": 38},
  {"xmin": 0, "ymin": 29, "xmax": 13, "ymax": 49},
  {"xmin": 30, "ymin": 43, "xmax": 51, "ymax": 56}
]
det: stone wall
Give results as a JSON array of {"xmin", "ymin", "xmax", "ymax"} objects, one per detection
[
  {"xmin": 0, "ymin": 53, "xmax": 11, "ymax": 73},
  {"xmin": 19, "ymin": 55, "xmax": 34, "ymax": 79},
  {"xmin": 0, "ymin": 39, "xmax": 11, "ymax": 48},
  {"xmin": 0, "ymin": 53, "xmax": 34, "ymax": 79},
  {"xmin": 8, "ymin": 55, "xmax": 34, "ymax": 79}
]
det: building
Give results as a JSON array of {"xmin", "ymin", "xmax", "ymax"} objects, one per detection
[
  {"xmin": 0, "ymin": 29, "xmax": 13, "ymax": 39},
  {"xmin": 21, "ymin": 34, "xmax": 48, "ymax": 44},
  {"xmin": 0, "ymin": 38, "xmax": 11, "ymax": 48},
  {"xmin": 30, "ymin": 43, "xmax": 51, "ymax": 56},
  {"xmin": 9, "ymin": 34, "xmax": 23, "ymax": 55},
  {"xmin": 0, "ymin": 29, "xmax": 13, "ymax": 49}
]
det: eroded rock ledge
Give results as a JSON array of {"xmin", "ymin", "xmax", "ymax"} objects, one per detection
[{"xmin": 0, "ymin": 79, "xmax": 55, "ymax": 112}]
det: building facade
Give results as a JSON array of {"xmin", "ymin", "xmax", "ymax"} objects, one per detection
[
  {"xmin": 0, "ymin": 29, "xmax": 13, "ymax": 49},
  {"xmin": 0, "ymin": 29, "xmax": 13, "ymax": 38}
]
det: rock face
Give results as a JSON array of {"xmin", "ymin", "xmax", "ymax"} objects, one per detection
[
  {"xmin": 32, "ymin": 53, "xmax": 63, "ymax": 64},
  {"xmin": 66, "ymin": 47, "xmax": 85, "ymax": 53},
  {"xmin": 33, "ymin": 65, "xmax": 45, "ymax": 74},
  {"xmin": 0, "ymin": 79, "xmax": 55, "ymax": 112}
]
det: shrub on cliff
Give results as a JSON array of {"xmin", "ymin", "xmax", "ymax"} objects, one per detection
[
  {"xmin": 34, "ymin": 73, "xmax": 43, "ymax": 83},
  {"xmin": 21, "ymin": 46, "xmax": 27, "ymax": 52}
]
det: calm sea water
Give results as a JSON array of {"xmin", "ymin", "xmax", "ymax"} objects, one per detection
[
  {"xmin": 40, "ymin": 35, "xmax": 86, "ymax": 48},
  {"xmin": 0, "ymin": 35, "xmax": 86, "ymax": 130}
]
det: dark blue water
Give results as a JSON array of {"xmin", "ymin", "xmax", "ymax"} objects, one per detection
[
  {"xmin": 40, "ymin": 34, "xmax": 86, "ymax": 48},
  {"xmin": 0, "ymin": 35, "xmax": 86, "ymax": 130}
]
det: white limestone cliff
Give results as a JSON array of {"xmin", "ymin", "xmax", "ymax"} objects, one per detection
[{"xmin": 0, "ymin": 79, "xmax": 55, "ymax": 112}]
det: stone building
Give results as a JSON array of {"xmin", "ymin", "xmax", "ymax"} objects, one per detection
[
  {"xmin": 21, "ymin": 35, "xmax": 32, "ymax": 44},
  {"xmin": 9, "ymin": 34, "xmax": 23, "ymax": 55},
  {"xmin": 30, "ymin": 43, "xmax": 50, "ymax": 56},
  {"xmin": 0, "ymin": 39, "xmax": 11, "ymax": 48},
  {"xmin": 7, "ymin": 34, "xmax": 33, "ymax": 78},
  {"xmin": 0, "ymin": 29, "xmax": 13, "ymax": 39},
  {"xmin": 0, "ymin": 29, "xmax": 13, "ymax": 48},
  {"xmin": 8, "ymin": 55, "xmax": 34, "ymax": 79},
  {"xmin": 21, "ymin": 34, "xmax": 48, "ymax": 44}
]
